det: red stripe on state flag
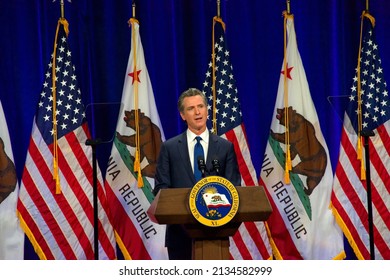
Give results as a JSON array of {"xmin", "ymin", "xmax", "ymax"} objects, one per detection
[
  {"xmin": 105, "ymin": 184, "xmax": 151, "ymax": 260},
  {"xmin": 260, "ymin": 178, "xmax": 302, "ymax": 259}
]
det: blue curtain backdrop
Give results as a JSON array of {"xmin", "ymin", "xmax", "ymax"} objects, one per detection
[{"xmin": 1, "ymin": 0, "xmax": 389, "ymax": 259}]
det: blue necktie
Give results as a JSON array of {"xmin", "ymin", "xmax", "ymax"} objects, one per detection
[{"xmin": 193, "ymin": 136, "xmax": 204, "ymax": 181}]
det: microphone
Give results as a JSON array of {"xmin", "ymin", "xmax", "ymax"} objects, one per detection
[
  {"xmin": 197, "ymin": 155, "xmax": 207, "ymax": 178},
  {"xmin": 212, "ymin": 158, "xmax": 220, "ymax": 175}
]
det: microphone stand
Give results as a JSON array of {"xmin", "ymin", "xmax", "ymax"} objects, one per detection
[
  {"xmin": 212, "ymin": 159, "xmax": 220, "ymax": 176},
  {"xmin": 361, "ymin": 130, "xmax": 375, "ymax": 260},
  {"xmin": 85, "ymin": 138, "xmax": 102, "ymax": 260},
  {"xmin": 197, "ymin": 156, "xmax": 207, "ymax": 178}
]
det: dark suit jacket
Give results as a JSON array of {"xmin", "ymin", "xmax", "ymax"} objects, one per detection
[{"xmin": 153, "ymin": 131, "xmax": 241, "ymax": 249}]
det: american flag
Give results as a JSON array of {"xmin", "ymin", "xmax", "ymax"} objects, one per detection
[
  {"xmin": 331, "ymin": 14, "xmax": 390, "ymax": 259},
  {"xmin": 202, "ymin": 17, "xmax": 272, "ymax": 260},
  {"xmin": 17, "ymin": 19, "xmax": 116, "ymax": 259}
]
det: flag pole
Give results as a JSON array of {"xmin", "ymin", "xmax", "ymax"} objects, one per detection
[{"xmin": 359, "ymin": 7, "xmax": 375, "ymax": 260}]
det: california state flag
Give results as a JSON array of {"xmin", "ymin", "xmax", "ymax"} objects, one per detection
[
  {"xmin": 259, "ymin": 13, "xmax": 344, "ymax": 259},
  {"xmin": 0, "ymin": 100, "xmax": 24, "ymax": 259},
  {"xmin": 104, "ymin": 18, "xmax": 168, "ymax": 259}
]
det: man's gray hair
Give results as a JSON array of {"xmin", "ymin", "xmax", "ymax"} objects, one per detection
[{"xmin": 177, "ymin": 88, "xmax": 207, "ymax": 112}]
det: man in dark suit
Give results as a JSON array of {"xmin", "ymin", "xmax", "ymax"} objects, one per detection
[{"xmin": 153, "ymin": 88, "xmax": 241, "ymax": 260}]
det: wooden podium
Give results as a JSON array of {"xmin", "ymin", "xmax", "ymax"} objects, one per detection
[{"xmin": 147, "ymin": 186, "xmax": 272, "ymax": 260}]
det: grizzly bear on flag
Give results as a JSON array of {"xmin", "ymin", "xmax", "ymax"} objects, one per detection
[
  {"xmin": 0, "ymin": 137, "xmax": 17, "ymax": 204},
  {"xmin": 116, "ymin": 109, "xmax": 162, "ymax": 178},
  {"xmin": 270, "ymin": 106, "xmax": 327, "ymax": 195}
]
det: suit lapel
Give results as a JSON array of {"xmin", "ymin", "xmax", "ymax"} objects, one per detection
[
  {"xmin": 206, "ymin": 133, "xmax": 219, "ymax": 168},
  {"xmin": 177, "ymin": 132, "xmax": 194, "ymax": 181}
]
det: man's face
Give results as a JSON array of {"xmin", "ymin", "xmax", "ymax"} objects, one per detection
[{"xmin": 180, "ymin": 95, "xmax": 208, "ymax": 134}]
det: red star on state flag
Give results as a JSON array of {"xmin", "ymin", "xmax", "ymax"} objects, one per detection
[
  {"xmin": 281, "ymin": 64, "xmax": 293, "ymax": 80},
  {"xmin": 128, "ymin": 68, "xmax": 142, "ymax": 84}
]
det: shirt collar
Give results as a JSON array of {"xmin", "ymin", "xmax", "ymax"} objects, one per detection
[{"xmin": 186, "ymin": 129, "xmax": 209, "ymax": 144}]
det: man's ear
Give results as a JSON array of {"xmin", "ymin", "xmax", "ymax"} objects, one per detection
[{"xmin": 180, "ymin": 112, "xmax": 186, "ymax": 121}]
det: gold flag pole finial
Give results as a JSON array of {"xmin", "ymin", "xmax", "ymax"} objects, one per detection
[
  {"xmin": 60, "ymin": 0, "xmax": 65, "ymax": 19},
  {"xmin": 132, "ymin": 0, "xmax": 136, "ymax": 19},
  {"xmin": 286, "ymin": 0, "xmax": 291, "ymax": 15},
  {"xmin": 366, "ymin": 0, "xmax": 369, "ymax": 12},
  {"xmin": 217, "ymin": 0, "xmax": 221, "ymax": 18}
]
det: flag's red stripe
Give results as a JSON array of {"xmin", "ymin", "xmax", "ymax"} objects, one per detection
[
  {"xmin": 260, "ymin": 178, "xmax": 302, "ymax": 259},
  {"xmin": 377, "ymin": 124, "xmax": 390, "ymax": 156},
  {"xmin": 369, "ymin": 130, "xmax": 390, "ymax": 193},
  {"xmin": 366, "ymin": 140, "xmax": 390, "ymax": 226},
  {"xmin": 231, "ymin": 230, "xmax": 252, "ymax": 259},
  {"xmin": 105, "ymin": 184, "xmax": 151, "ymax": 259},
  {"xmin": 242, "ymin": 221, "xmax": 270, "ymax": 258}
]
